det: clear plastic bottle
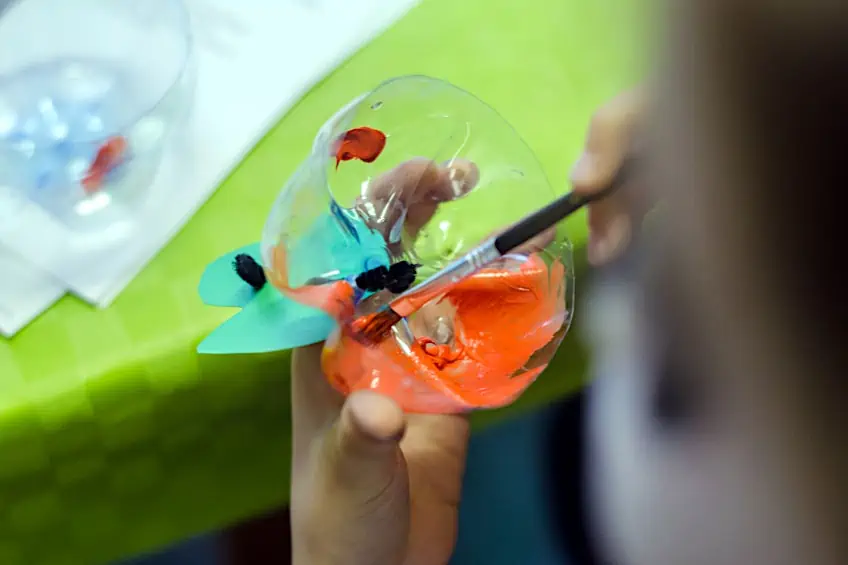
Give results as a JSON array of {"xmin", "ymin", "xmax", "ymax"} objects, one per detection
[{"xmin": 261, "ymin": 76, "xmax": 576, "ymax": 413}]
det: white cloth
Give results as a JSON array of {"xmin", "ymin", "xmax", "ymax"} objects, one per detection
[{"xmin": 0, "ymin": 0, "xmax": 419, "ymax": 337}]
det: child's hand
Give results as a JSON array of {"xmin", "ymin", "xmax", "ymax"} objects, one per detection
[
  {"xmin": 570, "ymin": 88, "xmax": 646, "ymax": 266},
  {"xmin": 290, "ymin": 160, "xmax": 475, "ymax": 565}
]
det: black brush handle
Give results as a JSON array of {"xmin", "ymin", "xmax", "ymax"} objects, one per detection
[{"xmin": 494, "ymin": 157, "xmax": 635, "ymax": 254}]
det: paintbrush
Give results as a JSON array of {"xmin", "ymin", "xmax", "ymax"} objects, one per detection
[{"xmin": 352, "ymin": 157, "xmax": 635, "ymax": 343}]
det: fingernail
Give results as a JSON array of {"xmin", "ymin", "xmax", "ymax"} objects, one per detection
[
  {"xmin": 587, "ymin": 237, "xmax": 609, "ymax": 266},
  {"xmin": 587, "ymin": 243, "xmax": 599, "ymax": 266},
  {"xmin": 569, "ymin": 154, "xmax": 594, "ymax": 185},
  {"xmin": 608, "ymin": 215, "xmax": 631, "ymax": 252},
  {"xmin": 587, "ymin": 214, "xmax": 630, "ymax": 266},
  {"xmin": 593, "ymin": 216, "xmax": 631, "ymax": 265}
]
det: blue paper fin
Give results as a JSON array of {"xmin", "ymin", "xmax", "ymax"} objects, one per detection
[
  {"xmin": 197, "ymin": 285, "xmax": 335, "ymax": 354},
  {"xmin": 198, "ymin": 242, "xmax": 263, "ymax": 308}
]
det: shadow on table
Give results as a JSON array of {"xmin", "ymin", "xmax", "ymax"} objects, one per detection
[
  {"xmin": 120, "ymin": 535, "xmax": 225, "ymax": 565},
  {"xmin": 451, "ymin": 391, "xmax": 595, "ymax": 565},
  {"xmin": 118, "ymin": 510, "xmax": 292, "ymax": 565}
]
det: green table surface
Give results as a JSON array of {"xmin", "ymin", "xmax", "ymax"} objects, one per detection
[{"xmin": 0, "ymin": 1, "xmax": 640, "ymax": 563}]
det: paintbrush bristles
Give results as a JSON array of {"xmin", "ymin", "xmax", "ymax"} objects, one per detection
[{"xmin": 352, "ymin": 309, "xmax": 403, "ymax": 343}]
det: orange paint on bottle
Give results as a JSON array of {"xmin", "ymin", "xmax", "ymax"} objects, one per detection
[{"xmin": 318, "ymin": 253, "xmax": 568, "ymax": 413}]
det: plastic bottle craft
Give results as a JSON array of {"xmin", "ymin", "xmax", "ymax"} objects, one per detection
[{"xmin": 197, "ymin": 75, "xmax": 575, "ymax": 414}]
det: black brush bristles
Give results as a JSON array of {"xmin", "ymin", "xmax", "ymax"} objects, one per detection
[{"xmin": 233, "ymin": 254, "xmax": 267, "ymax": 291}]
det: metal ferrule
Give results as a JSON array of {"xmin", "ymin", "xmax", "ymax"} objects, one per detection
[{"xmin": 389, "ymin": 238, "xmax": 501, "ymax": 318}]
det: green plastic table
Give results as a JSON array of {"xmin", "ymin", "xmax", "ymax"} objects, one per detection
[{"xmin": 0, "ymin": 1, "xmax": 640, "ymax": 563}]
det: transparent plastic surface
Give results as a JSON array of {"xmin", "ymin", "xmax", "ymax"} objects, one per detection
[
  {"xmin": 261, "ymin": 75, "xmax": 575, "ymax": 413},
  {"xmin": 0, "ymin": 0, "xmax": 193, "ymax": 231}
]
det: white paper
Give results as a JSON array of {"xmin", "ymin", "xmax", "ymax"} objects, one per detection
[
  {"xmin": 0, "ymin": 245, "xmax": 64, "ymax": 337},
  {"xmin": 0, "ymin": 0, "xmax": 420, "ymax": 307}
]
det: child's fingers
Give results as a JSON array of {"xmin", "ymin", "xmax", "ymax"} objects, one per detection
[
  {"xmin": 323, "ymin": 391, "xmax": 407, "ymax": 490},
  {"xmin": 293, "ymin": 391, "xmax": 410, "ymax": 565},
  {"xmin": 571, "ymin": 88, "xmax": 646, "ymax": 266},
  {"xmin": 358, "ymin": 158, "xmax": 480, "ymax": 242}
]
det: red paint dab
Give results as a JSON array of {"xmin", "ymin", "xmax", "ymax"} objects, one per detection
[
  {"xmin": 82, "ymin": 136, "xmax": 128, "ymax": 194},
  {"xmin": 334, "ymin": 126, "xmax": 386, "ymax": 169}
]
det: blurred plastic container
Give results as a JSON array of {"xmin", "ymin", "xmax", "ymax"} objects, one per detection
[{"xmin": 0, "ymin": 0, "xmax": 193, "ymax": 230}]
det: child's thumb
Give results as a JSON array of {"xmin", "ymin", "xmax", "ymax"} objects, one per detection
[
  {"xmin": 304, "ymin": 391, "xmax": 410, "ymax": 565},
  {"xmin": 323, "ymin": 391, "xmax": 408, "ymax": 499}
]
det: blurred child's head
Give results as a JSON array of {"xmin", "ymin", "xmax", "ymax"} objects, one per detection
[{"xmin": 584, "ymin": 3, "xmax": 847, "ymax": 564}]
